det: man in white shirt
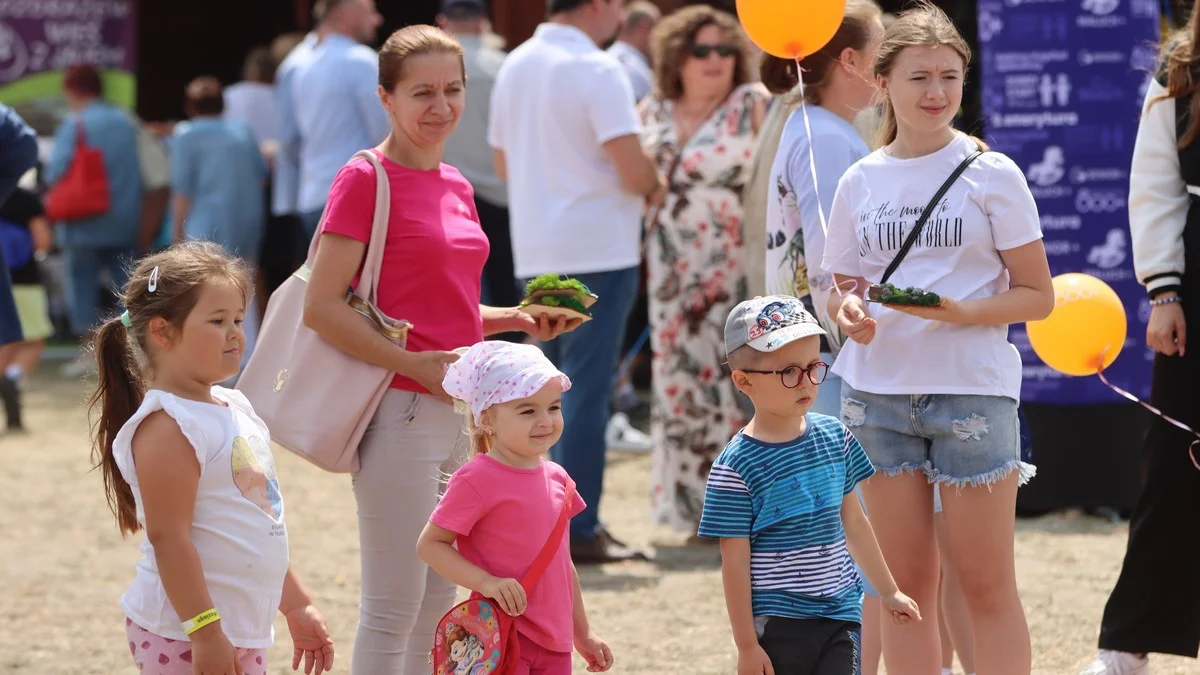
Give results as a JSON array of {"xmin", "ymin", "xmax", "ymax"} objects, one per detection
[
  {"xmin": 439, "ymin": 0, "xmax": 521, "ymax": 330},
  {"xmin": 490, "ymin": 0, "xmax": 664, "ymax": 564},
  {"xmin": 606, "ymin": 1, "xmax": 659, "ymax": 103},
  {"xmin": 281, "ymin": 0, "xmax": 388, "ymax": 239}
]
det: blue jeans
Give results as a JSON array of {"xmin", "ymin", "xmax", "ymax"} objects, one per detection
[
  {"xmin": 525, "ymin": 266, "xmax": 639, "ymax": 541},
  {"xmin": 63, "ymin": 245, "xmax": 133, "ymax": 335}
]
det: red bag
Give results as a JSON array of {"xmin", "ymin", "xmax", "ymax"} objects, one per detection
[
  {"xmin": 45, "ymin": 121, "xmax": 110, "ymax": 221},
  {"xmin": 431, "ymin": 482, "xmax": 576, "ymax": 675}
]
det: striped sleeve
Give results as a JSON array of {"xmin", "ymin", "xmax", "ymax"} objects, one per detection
[
  {"xmin": 698, "ymin": 463, "xmax": 754, "ymax": 539},
  {"xmin": 843, "ymin": 426, "xmax": 875, "ymax": 494}
]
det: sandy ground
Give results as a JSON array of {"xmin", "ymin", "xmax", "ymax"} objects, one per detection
[{"xmin": 3, "ymin": 374, "xmax": 1198, "ymax": 675}]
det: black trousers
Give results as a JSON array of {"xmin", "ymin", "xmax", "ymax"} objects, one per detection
[
  {"xmin": 476, "ymin": 197, "xmax": 523, "ymax": 343},
  {"xmin": 1097, "ymin": 349, "xmax": 1200, "ymax": 657},
  {"xmin": 759, "ymin": 616, "xmax": 861, "ymax": 675}
]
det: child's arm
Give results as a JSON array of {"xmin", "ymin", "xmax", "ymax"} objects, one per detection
[
  {"xmin": 570, "ymin": 562, "xmax": 613, "ymax": 672},
  {"xmin": 416, "ymin": 521, "xmax": 528, "ymax": 616},
  {"xmin": 279, "ymin": 567, "xmax": 334, "ymax": 673},
  {"xmin": 720, "ymin": 538, "xmax": 775, "ymax": 675},
  {"xmin": 841, "ymin": 494, "xmax": 921, "ymax": 624},
  {"xmin": 132, "ymin": 412, "xmax": 240, "ymax": 672}
]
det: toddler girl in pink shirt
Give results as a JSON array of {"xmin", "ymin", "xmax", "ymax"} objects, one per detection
[{"xmin": 417, "ymin": 341, "xmax": 614, "ymax": 675}]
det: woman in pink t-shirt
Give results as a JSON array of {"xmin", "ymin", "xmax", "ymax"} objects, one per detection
[
  {"xmin": 418, "ymin": 341, "xmax": 614, "ymax": 675},
  {"xmin": 302, "ymin": 26, "xmax": 577, "ymax": 674}
]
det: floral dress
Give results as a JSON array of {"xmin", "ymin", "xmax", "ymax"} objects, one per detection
[{"xmin": 641, "ymin": 83, "xmax": 767, "ymax": 532}]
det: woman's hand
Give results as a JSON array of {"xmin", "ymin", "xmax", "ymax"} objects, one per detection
[
  {"xmin": 190, "ymin": 622, "xmax": 243, "ymax": 675},
  {"xmin": 1147, "ymin": 298, "xmax": 1187, "ymax": 357},
  {"xmin": 835, "ymin": 294, "xmax": 877, "ymax": 345},
  {"xmin": 285, "ymin": 605, "xmax": 334, "ymax": 674},
  {"xmin": 406, "ymin": 350, "xmax": 462, "ymax": 403},
  {"xmin": 883, "ymin": 296, "xmax": 975, "ymax": 325},
  {"xmin": 514, "ymin": 311, "xmax": 582, "ymax": 342}
]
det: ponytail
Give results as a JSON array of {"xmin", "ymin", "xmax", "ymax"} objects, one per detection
[
  {"xmin": 760, "ymin": 56, "xmax": 799, "ymax": 95},
  {"xmin": 465, "ymin": 413, "xmax": 493, "ymax": 458},
  {"xmin": 87, "ymin": 316, "xmax": 146, "ymax": 536}
]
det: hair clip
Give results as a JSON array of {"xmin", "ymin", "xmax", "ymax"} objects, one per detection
[
  {"xmin": 148, "ymin": 266, "xmax": 160, "ymax": 293},
  {"xmin": 120, "ymin": 310, "xmax": 133, "ymax": 328}
]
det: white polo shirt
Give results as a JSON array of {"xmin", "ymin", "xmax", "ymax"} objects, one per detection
[{"xmin": 489, "ymin": 23, "xmax": 644, "ymax": 278}]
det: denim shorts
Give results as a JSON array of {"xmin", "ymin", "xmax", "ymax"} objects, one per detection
[{"xmin": 840, "ymin": 383, "xmax": 1035, "ymax": 489}]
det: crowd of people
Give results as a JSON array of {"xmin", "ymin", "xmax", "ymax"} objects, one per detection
[{"xmin": 1, "ymin": 0, "xmax": 1197, "ymax": 673}]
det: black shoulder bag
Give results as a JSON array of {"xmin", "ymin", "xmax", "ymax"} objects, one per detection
[{"xmin": 866, "ymin": 145, "xmax": 988, "ymax": 303}]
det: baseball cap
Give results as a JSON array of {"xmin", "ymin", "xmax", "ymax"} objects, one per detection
[{"xmin": 724, "ymin": 295, "xmax": 826, "ymax": 355}]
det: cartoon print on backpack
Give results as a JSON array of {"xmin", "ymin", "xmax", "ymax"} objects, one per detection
[{"xmin": 434, "ymin": 601, "xmax": 503, "ymax": 675}]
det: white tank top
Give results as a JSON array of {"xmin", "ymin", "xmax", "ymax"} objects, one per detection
[{"xmin": 112, "ymin": 387, "xmax": 289, "ymax": 648}]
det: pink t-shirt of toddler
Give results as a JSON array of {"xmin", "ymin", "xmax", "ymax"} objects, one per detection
[
  {"xmin": 430, "ymin": 454, "xmax": 586, "ymax": 653},
  {"xmin": 320, "ymin": 150, "xmax": 489, "ymax": 393}
]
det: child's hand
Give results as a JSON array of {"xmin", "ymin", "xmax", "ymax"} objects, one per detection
[
  {"xmin": 737, "ymin": 644, "xmax": 775, "ymax": 675},
  {"xmin": 284, "ymin": 604, "xmax": 334, "ymax": 673},
  {"xmin": 480, "ymin": 575, "xmax": 527, "ymax": 616},
  {"xmin": 190, "ymin": 622, "xmax": 243, "ymax": 675},
  {"xmin": 882, "ymin": 590, "xmax": 922, "ymax": 625},
  {"xmin": 574, "ymin": 632, "xmax": 614, "ymax": 672}
]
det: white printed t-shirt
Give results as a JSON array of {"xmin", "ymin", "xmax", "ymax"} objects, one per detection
[
  {"xmin": 765, "ymin": 104, "xmax": 870, "ymax": 353},
  {"xmin": 112, "ymin": 387, "xmax": 289, "ymax": 648},
  {"xmin": 822, "ymin": 133, "xmax": 1043, "ymax": 401},
  {"xmin": 488, "ymin": 23, "xmax": 643, "ymax": 278}
]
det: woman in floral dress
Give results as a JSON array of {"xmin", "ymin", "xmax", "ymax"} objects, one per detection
[{"xmin": 640, "ymin": 5, "xmax": 766, "ymax": 534}]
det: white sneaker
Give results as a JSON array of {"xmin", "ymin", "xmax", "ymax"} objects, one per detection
[
  {"xmin": 606, "ymin": 412, "xmax": 651, "ymax": 453},
  {"xmin": 1080, "ymin": 650, "xmax": 1149, "ymax": 675}
]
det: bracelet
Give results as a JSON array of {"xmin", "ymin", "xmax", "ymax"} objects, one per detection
[
  {"xmin": 1150, "ymin": 295, "xmax": 1183, "ymax": 307},
  {"xmin": 182, "ymin": 608, "xmax": 221, "ymax": 635}
]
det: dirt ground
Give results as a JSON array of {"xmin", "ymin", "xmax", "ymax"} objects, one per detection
[{"xmin": 2, "ymin": 374, "xmax": 1197, "ymax": 675}]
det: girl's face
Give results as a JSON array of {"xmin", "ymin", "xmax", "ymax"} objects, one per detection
[
  {"xmin": 878, "ymin": 44, "xmax": 964, "ymax": 140},
  {"xmin": 484, "ymin": 382, "xmax": 564, "ymax": 461},
  {"xmin": 679, "ymin": 24, "xmax": 737, "ymax": 95},
  {"xmin": 153, "ymin": 277, "xmax": 246, "ymax": 384},
  {"xmin": 378, "ymin": 52, "xmax": 465, "ymax": 148},
  {"xmin": 846, "ymin": 19, "xmax": 886, "ymax": 110}
]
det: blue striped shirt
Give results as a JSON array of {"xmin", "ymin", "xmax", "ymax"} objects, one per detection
[{"xmin": 698, "ymin": 414, "xmax": 876, "ymax": 623}]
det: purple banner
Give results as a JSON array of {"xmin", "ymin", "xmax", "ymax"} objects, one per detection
[{"xmin": 0, "ymin": 0, "xmax": 134, "ymax": 83}]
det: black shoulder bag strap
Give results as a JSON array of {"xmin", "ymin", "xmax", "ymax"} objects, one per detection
[{"xmin": 878, "ymin": 146, "xmax": 988, "ymax": 286}]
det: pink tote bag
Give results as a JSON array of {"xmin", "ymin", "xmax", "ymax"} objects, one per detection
[{"xmin": 237, "ymin": 150, "xmax": 410, "ymax": 473}]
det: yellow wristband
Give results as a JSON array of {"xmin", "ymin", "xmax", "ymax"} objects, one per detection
[{"xmin": 182, "ymin": 608, "xmax": 221, "ymax": 635}]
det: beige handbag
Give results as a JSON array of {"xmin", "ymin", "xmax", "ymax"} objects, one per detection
[{"xmin": 237, "ymin": 150, "xmax": 410, "ymax": 473}]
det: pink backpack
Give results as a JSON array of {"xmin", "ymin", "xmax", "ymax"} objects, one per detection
[{"xmin": 431, "ymin": 482, "xmax": 575, "ymax": 675}]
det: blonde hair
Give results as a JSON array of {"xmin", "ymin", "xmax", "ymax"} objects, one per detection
[
  {"xmin": 1155, "ymin": 1, "xmax": 1200, "ymax": 147},
  {"xmin": 874, "ymin": 1, "xmax": 986, "ymax": 150},
  {"xmin": 464, "ymin": 413, "xmax": 494, "ymax": 459}
]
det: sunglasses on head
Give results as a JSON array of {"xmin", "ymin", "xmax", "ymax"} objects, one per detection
[{"xmin": 690, "ymin": 44, "xmax": 736, "ymax": 59}]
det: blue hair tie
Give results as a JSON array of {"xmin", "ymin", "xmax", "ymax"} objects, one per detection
[{"xmin": 120, "ymin": 310, "xmax": 133, "ymax": 329}]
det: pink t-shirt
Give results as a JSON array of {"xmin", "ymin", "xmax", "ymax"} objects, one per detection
[
  {"xmin": 430, "ymin": 454, "xmax": 586, "ymax": 653},
  {"xmin": 321, "ymin": 150, "xmax": 489, "ymax": 392}
]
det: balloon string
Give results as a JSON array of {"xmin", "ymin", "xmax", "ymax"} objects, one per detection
[
  {"xmin": 794, "ymin": 58, "xmax": 845, "ymax": 299},
  {"xmin": 1095, "ymin": 351, "xmax": 1200, "ymax": 471}
]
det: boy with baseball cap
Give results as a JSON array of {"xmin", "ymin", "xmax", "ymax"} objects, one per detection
[{"xmin": 698, "ymin": 295, "xmax": 921, "ymax": 674}]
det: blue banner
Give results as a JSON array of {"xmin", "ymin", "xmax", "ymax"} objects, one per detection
[{"xmin": 980, "ymin": 0, "xmax": 1160, "ymax": 404}]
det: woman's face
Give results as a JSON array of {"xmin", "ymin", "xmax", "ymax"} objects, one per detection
[
  {"xmin": 678, "ymin": 24, "xmax": 737, "ymax": 95},
  {"xmin": 846, "ymin": 18, "xmax": 886, "ymax": 110},
  {"xmin": 878, "ymin": 44, "xmax": 964, "ymax": 139},
  {"xmin": 378, "ymin": 52, "xmax": 465, "ymax": 147}
]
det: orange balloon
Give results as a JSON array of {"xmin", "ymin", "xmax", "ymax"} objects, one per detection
[
  {"xmin": 736, "ymin": 0, "xmax": 847, "ymax": 59},
  {"xmin": 1026, "ymin": 273, "xmax": 1127, "ymax": 377}
]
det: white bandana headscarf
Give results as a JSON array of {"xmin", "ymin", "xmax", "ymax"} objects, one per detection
[{"xmin": 442, "ymin": 341, "xmax": 572, "ymax": 423}]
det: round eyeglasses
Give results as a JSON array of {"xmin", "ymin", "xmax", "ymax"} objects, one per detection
[{"xmin": 740, "ymin": 362, "xmax": 829, "ymax": 388}]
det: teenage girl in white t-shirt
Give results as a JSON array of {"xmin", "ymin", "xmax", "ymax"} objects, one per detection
[
  {"xmin": 89, "ymin": 242, "xmax": 334, "ymax": 675},
  {"xmin": 822, "ymin": 4, "xmax": 1054, "ymax": 674}
]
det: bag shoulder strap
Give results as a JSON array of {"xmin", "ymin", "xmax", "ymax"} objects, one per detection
[
  {"xmin": 519, "ymin": 480, "xmax": 577, "ymax": 592},
  {"xmin": 302, "ymin": 149, "xmax": 391, "ymax": 302},
  {"xmin": 878, "ymin": 145, "xmax": 987, "ymax": 286}
]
